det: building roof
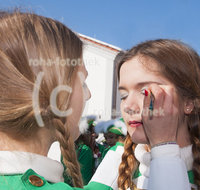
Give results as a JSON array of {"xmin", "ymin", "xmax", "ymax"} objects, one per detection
[{"xmin": 78, "ymin": 33, "xmax": 122, "ymax": 53}]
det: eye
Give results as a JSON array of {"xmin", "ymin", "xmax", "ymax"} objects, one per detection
[
  {"xmin": 120, "ymin": 93, "xmax": 128, "ymax": 100},
  {"xmin": 83, "ymin": 82, "xmax": 87, "ymax": 89}
]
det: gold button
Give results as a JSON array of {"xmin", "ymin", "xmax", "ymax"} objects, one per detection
[{"xmin": 29, "ymin": 175, "xmax": 44, "ymax": 187}]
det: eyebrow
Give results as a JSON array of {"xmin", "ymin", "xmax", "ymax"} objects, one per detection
[{"xmin": 118, "ymin": 81, "xmax": 163, "ymax": 91}]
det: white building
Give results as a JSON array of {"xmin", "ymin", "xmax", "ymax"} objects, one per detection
[{"xmin": 80, "ymin": 34, "xmax": 122, "ymax": 120}]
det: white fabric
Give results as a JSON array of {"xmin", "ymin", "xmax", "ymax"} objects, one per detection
[
  {"xmin": 0, "ymin": 151, "xmax": 64, "ymax": 183},
  {"xmin": 48, "ymin": 141, "xmax": 61, "ymax": 162},
  {"xmin": 94, "ymin": 118, "xmax": 127, "ymax": 135},
  {"xmin": 92, "ymin": 143, "xmax": 195, "ymax": 190},
  {"xmin": 90, "ymin": 145, "xmax": 124, "ymax": 190},
  {"xmin": 134, "ymin": 144, "xmax": 194, "ymax": 190}
]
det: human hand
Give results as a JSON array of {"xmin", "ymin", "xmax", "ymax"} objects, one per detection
[{"xmin": 142, "ymin": 84, "xmax": 179, "ymax": 147}]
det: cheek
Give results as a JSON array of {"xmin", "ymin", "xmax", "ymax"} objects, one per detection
[
  {"xmin": 120, "ymin": 102, "xmax": 126, "ymax": 116},
  {"xmin": 66, "ymin": 87, "xmax": 84, "ymax": 141},
  {"xmin": 73, "ymin": 82, "xmax": 84, "ymax": 114}
]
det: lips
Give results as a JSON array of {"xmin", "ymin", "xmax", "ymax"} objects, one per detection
[{"xmin": 128, "ymin": 120, "xmax": 143, "ymax": 128}]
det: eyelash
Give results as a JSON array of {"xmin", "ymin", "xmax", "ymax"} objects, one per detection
[
  {"xmin": 120, "ymin": 94, "xmax": 128, "ymax": 100},
  {"xmin": 120, "ymin": 87, "xmax": 148, "ymax": 100},
  {"xmin": 83, "ymin": 82, "xmax": 87, "ymax": 88}
]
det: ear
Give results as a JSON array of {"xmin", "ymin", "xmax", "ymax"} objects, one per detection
[{"xmin": 184, "ymin": 99, "xmax": 194, "ymax": 115}]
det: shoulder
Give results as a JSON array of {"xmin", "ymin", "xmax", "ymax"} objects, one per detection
[
  {"xmin": 77, "ymin": 144, "xmax": 93, "ymax": 158},
  {"xmin": 109, "ymin": 142, "xmax": 124, "ymax": 152},
  {"xmin": 79, "ymin": 144, "xmax": 92, "ymax": 152},
  {"xmin": 97, "ymin": 144, "xmax": 110, "ymax": 155},
  {"xmin": 0, "ymin": 169, "xmax": 79, "ymax": 190}
]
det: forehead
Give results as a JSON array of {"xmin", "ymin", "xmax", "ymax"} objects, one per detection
[
  {"xmin": 119, "ymin": 56, "xmax": 161, "ymax": 84},
  {"xmin": 104, "ymin": 132, "xmax": 117, "ymax": 138}
]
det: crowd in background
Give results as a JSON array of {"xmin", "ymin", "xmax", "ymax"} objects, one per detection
[{"xmin": 66, "ymin": 115, "xmax": 127, "ymax": 185}]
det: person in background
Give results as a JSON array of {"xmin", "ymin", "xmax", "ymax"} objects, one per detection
[
  {"xmin": 79, "ymin": 116, "xmax": 109, "ymax": 172},
  {"xmin": 74, "ymin": 115, "xmax": 97, "ymax": 185},
  {"xmin": 66, "ymin": 115, "xmax": 109, "ymax": 184},
  {"xmin": 103, "ymin": 118, "xmax": 127, "ymax": 147},
  {"xmin": 90, "ymin": 117, "xmax": 127, "ymax": 190}
]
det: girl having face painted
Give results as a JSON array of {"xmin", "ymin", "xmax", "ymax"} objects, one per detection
[{"xmin": 117, "ymin": 39, "xmax": 200, "ymax": 190}]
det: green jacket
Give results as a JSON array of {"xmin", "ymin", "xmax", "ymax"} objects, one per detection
[
  {"xmin": 0, "ymin": 169, "xmax": 112, "ymax": 190},
  {"xmin": 62, "ymin": 144, "xmax": 94, "ymax": 186},
  {"xmin": 63, "ymin": 143, "xmax": 109, "ymax": 186},
  {"xmin": 76, "ymin": 144, "xmax": 94, "ymax": 185}
]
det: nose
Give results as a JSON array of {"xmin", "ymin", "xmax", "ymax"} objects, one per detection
[{"xmin": 86, "ymin": 85, "xmax": 91, "ymax": 101}]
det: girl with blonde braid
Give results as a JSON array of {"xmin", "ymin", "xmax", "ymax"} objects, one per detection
[{"xmin": 0, "ymin": 10, "xmax": 116, "ymax": 190}]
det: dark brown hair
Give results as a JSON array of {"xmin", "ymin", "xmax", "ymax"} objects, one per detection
[
  {"xmin": 117, "ymin": 39, "xmax": 200, "ymax": 190},
  {"xmin": 0, "ymin": 11, "xmax": 83, "ymax": 187}
]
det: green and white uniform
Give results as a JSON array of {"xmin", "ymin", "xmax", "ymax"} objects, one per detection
[
  {"xmin": 90, "ymin": 143, "xmax": 196, "ymax": 190},
  {"xmin": 76, "ymin": 144, "xmax": 94, "ymax": 185},
  {"xmin": 0, "ymin": 143, "xmax": 196, "ymax": 190},
  {"xmin": 0, "ymin": 151, "xmax": 112, "ymax": 190},
  {"xmin": 90, "ymin": 142, "xmax": 124, "ymax": 189}
]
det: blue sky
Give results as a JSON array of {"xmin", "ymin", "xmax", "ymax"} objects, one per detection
[{"xmin": 1, "ymin": 0, "xmax": 200, "ymax": 52}]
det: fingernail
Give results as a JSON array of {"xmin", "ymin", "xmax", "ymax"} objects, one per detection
[{"xmin": 145, "ymin": 89, "xmax": 148, "ymax": 96}]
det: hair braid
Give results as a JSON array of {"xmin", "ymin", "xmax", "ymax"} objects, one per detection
[
  {"xmin": 188, "ymin": 108, "xmax": 200, "ymax": 190},
  {"xmin": 118, "ymin": 134, "xmax": 138, "ymax": 190},
  {"xmin": 53, "ymin": 118, "xmax": 83, "ymax": 188}
]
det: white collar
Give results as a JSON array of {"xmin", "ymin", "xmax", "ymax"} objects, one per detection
[
  {"xmin": 0, "ymin": 151, "xmax": 64, "ymax": 183},
  {"xmin": 133, "ymin": 144, "xmax": 193, "ymax": 189}
]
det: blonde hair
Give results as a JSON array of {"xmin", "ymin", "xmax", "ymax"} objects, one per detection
[
  {"xmin": 0, "ymin": 11, "xmax": 83, "ymax": 187},
  {"xmin": 118, "ymin": 134, "xmax": 138, "ymax": 190}
]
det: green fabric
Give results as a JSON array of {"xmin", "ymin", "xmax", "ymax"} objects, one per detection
[
  {"xmin": 93, "ymin": 144, "xmax": 110, "ymax": 171},
  {"xmin": 107, "ymin": 118, "xmax": 125, "ymax": 136},
  {"xmin": 61, "ymin": 144, "xmax": 94, "ymax": 186},
  {"xmin": 133, "ymin": 168, "xmax": 142, "ymax": 179},
  {"xmin": 84, "ymin": 181, "xmax": 113, "ymax": 190},
  {"xmin": 76, "ymin": 144, "xmax": 94, "ymax": 185},
  {"xmin": 188, "ymin": 170, "xmax": 194, "ymax": 184},
  {"xmin": 62, "ymin": 143, "xmax": 109, "ymax": 185},
  {"xmin": 0, "ymin": 169, "xmax": 112, "ymax": 190},
  {"xmin": 0, "ymin": 169, "xmax": 76, "ymax": 190},
  {"xmin": 0, "ymin": 173, "xmax": 25, "ymax": 190},
  {"xmin": 109, "ymin": 142, "xmax": 124, "ymax": 151},
  {"xmin": 108, "ymin": 126, "xmax": 124, "ymax": 135},
  {"xmin": 88, "ymin": 120, "xmax": 94, "ymax": 127},
  {"xmin": 97, "ymin": 143, "xmax": 109, "ymax": 160},
  {"xmin": 133, "ymin": 168, "xmax": 195, "ymax": 184}
]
